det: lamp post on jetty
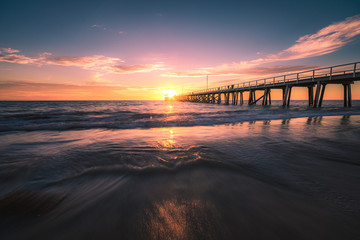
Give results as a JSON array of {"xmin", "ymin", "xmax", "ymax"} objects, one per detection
[{"xmin": 206, "ymin": 75, "xmax": 209, "ymax": 90}]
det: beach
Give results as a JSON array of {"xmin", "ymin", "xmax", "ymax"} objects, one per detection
[{"xmin": 1, "ymin": 101, "xmax": 360, "ymax": 239}]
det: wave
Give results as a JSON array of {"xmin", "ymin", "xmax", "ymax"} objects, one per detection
[{"xmin": 1, "ymin": 101, "xmax": 360, "ymax": 131}]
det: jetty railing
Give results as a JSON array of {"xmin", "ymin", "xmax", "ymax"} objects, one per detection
[
  {"xmin": 187, "ymin": 62, "xmax": 360, "ymax": 95},
  {"xmin": 178, "ymin": 61, "xmax": 360, "ymax": 108}
]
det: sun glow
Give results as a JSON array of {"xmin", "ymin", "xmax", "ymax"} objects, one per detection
[{"xmin": 162, "ymin": 90, "xmax": 178, "ymax": 98}]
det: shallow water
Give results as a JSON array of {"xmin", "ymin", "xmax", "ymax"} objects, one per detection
[
  {"xmin": 1, "ymin": 100, "xmax": 360, "ymax": 131},
  {"xmin": 1, "ymin": 101, "xmax": 360, "ymax": 239}
]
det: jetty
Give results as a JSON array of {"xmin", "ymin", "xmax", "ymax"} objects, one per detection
[{"xmin": 176, "ymin": 62, "xmax": 360, "ymax": 107}]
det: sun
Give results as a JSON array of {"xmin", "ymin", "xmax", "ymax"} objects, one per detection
[{"xmin": 162, "ymin": 90, "xmax": 178, "ymax": 98}]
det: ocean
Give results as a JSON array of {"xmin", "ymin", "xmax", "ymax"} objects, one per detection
[{"xmin": 0, "ymin": 100, "xmax": 360, "ymax": 240}]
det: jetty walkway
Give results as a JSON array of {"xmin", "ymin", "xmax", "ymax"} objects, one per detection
[{"xmin": 176, "ymin": 62, "xmax": 360, "ymax": 107}]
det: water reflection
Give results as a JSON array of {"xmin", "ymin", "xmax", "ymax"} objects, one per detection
[
  {"xmin": 157, "ymin": 129, "xmax": 176, "ymax": 150},
  {"xmin": 263, "ymin": 120, "xmax": 271, "ymax": 125},
  {"xmin": 340, "ymin": 115, "xmax": 350, "ymax": 125},
  {"xmin": 167, "ymin": 105, "xmax": 173, "ymax": 114},
  {"xmin": 169, "ymin": 129, "xmax": 174, "ymax": 139},
  {"xmin": 141, "ymin": 199, "xmax": 222, "ymax": 240},
  {"xmin": 2, "ymin": 115, "xmax": 360, "ymax": 239},
  {"xmin": 306, "ymin": 116, "xmax": 323, "ymax": 125},
  {"xmin": 152, "ymin": 128, "xmax": 204, "ymax": 167},
  {"xmin": 281, "ymin": 119, "xmax": 291, "ymax": 125}
]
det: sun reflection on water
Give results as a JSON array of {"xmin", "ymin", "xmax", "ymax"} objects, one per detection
[
  {"xmin": 167, "ymin": 105, "xmax": 173, "ymax": 114},
  {"xmin": 141, "ymin": 199, "xmax": 222, "ymax": 240}
]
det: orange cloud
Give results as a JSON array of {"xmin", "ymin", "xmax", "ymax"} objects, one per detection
[
  {"xmin": 1, "ymin": 48, "xmax": 20, "ymax": 53},
  {"xmin": 0, "ymin": 52, "xmax": 37, "ymax": 64},
  {"xmin": 165, "ymin": 15, "xmax": 360, "ymax": 77},
  {"xmin": 0, "ymin": 80, "xmax": 162, "ymax": 100},
  {"xmin": 0, "ymin": 50, "xmax": 166, "ymax": 74}
]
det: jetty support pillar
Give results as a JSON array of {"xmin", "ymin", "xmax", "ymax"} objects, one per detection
[
  {"xmin": 313, "ymin": 82, "xmax": 327, "ymax": 108},
  {"xmin": 262, "ymin": 88, "xmax": 271, "ymax": 106},
  {"xmin": 343, "ymin": 83, "xmax": 352, "ymax": 107},
  {"xmin": 282, "ymin": 85, "xmax": 292, "ymax": 106},
  {"xmin": 318, "ymin": 84, "xmax": 326, "ymax": 107},
  {"xmin": 248, "ymin": 90, "xmax": 253, "ymax": 105},
  {"xmin": 239, "ymin": 92, "xmax": 243, "ymax": 105},
  {"xmin": 308, "ymin": 86, "xmax": 314, "ymax": 106}
]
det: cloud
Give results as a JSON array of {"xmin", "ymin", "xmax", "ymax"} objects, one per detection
[
  {"xmin": 0, "ymin": 52, "xmax": 37, "ymax": 64},
  {"xmin": 263, "ymin": 15, "xmax": 360, "ymax": 62},
  {"xmin": 0, "ymin": 80, "xmax": 150, "ymax": 94},
  {"xmin": 1, "ymin": 48, "xmax": 20, "ymax": 53},
  {"xmin": 42, "ymin": 54, "xmax": 123, "ymax": 69},
  {"xmin": 91, "ymin": 24, "xmax": 127, "ymax": 36},
  {"xmin": 165, "ymin": 64, "xmax": 315, "ymax": 77},
  {"xmin": 0, "ymin": 50, "xmax": 166, "ymax": 74},
  {"xmin": 214, "ymin": 65, "xmax": 315, "ymax": 83},
  {"xmin": 0, "ymin": 80, "xmax": 126, "ymax": 91},
  {"xmin": 0, "ymin": 80, "xmax": 161, "ymax": 100},
  {"xmin": 109, "ymin": 63, "xmax": 167, "ymax": 73},
  {"xmin": 229, "ymin": 65, "xmax": 315, "ymax": 75},
  {"xmin": 165, "ymin": 15, "xmax": 360, "ymax": 77},
  {"xmin": 91, "ymin": 24, "xmax": 107, "ymax": 30}
]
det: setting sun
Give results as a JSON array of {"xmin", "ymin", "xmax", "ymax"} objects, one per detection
[{"xmin": 162, "ymin": 90, "xmax": 178, "ymax": 98}]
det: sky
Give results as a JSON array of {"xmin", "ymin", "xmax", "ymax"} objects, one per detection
[{"xmin": 0, "ymin": 0, "xmax": 360, "ymax": 100}]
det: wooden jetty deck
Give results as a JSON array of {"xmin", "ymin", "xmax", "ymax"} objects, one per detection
[{"xmin": 177, "ymin": 62, "xmax": 360, "ymax": 107}]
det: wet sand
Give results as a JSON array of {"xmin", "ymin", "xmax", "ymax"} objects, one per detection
[{"xmin": 1, "ymin": 115, "xmax": 360, "ymax": 239}]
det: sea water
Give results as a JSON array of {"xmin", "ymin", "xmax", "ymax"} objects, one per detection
[{"xmin": 0, "ymin": 100, "xmax": 360, "ymax": 240}]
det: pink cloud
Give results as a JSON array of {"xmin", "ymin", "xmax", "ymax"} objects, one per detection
[
  {"xmin": 109, "ymin": 63, "xmax": 167, "ymax": 73},
  {"xmin": 165, "ymin": 15, "xmax": 360, "ymax": 77},
  {"xmin": 0, "ymin": 52, "xmax": 37, "ymax": 64},
  {"xmin": 165, "ymin": 64, "xmax": 315, "ymax": 77},
  {"xmin": 1, "ymin": 48, "xmax": 20, "ymax": 53},
  {"xmin": 42, "ymin": 54, "xmax": 123, "ymax": 69},
  {"xmin": 228, "ymin": 65, "xmax": 315, "ymax": 75},
  {"xmin": 263, "ymin": 15, "xmax": 360, "ymax": 62},
  {"xmin": 0, "ymin": 49, "xmax": 166, "ymax": 74}
]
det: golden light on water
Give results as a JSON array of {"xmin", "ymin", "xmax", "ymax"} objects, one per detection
[{"xmin": 141, "ymin": 199, "xmax": 222, "ymax": 240}]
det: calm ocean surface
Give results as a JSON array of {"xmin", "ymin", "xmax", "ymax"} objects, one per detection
[{"xmin": 1, "ymin": 100, "xmax": 360, "ymax": 240}]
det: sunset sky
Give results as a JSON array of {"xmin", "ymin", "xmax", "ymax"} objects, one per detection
[{"xmin": 0, "ymin": 0, "xmax": 360, "ymax": 100}]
